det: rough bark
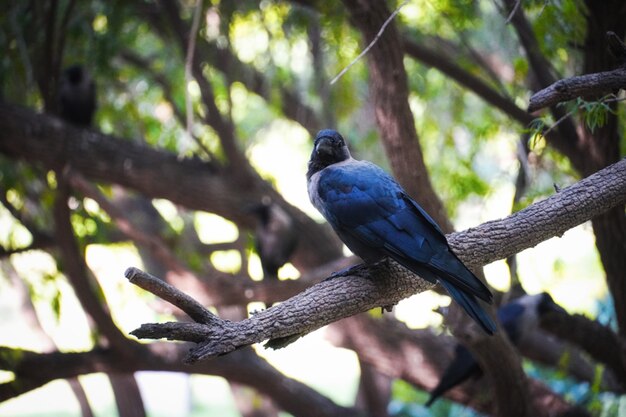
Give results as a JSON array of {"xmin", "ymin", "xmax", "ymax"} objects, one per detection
[
  {"xmin": 124, "ymin": 156, "xmax": 626, "ymax": 361},
  {"xmin": 528, "ymin": 67, "xmax": 626, "ymax": 112}
]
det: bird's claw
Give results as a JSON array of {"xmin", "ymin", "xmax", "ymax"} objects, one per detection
[
  {"xmin": 381, "ymin": 305, "xmax": 394, "ymax": 313},
  {"xmin": 249, "ymin": 308, "xmax": 267, "ymax": 316},
  {"xmin": 324, "ymin": 263, "xmax": 368, "ymax": 281}
]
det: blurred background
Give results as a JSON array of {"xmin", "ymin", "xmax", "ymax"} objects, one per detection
[{"xmin": 0, "ymin": 0, "xmax": 624, "ymax": 416}]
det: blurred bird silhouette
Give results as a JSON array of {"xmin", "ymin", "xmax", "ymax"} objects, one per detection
[
  {"xmin": 425, "ymin": 292, "xmax": 563, "ymax": 406},
  {"xmin": 307, "ymin": 129, "xmax": 496, "ymax": 334},
  {"xmin": 249, "ymin": 199, "xmax": 298, "ymax": 282},
  {"xmin": 59, "ymin": 65, "xmax": 96, "ymax": 127}
]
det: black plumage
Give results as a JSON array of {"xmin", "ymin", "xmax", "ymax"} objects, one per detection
[
  {"xmin": 250, "ymin": 200, "xmax": 298, "ymax": 280},
  {"xmin": 425, "ymin": 292, "xmax": 563, "ymax": 406},
  {"xmin": 59, "ymin": 65, "xmax": 96, "ymax": 127},
  {"xmin": 307, "ymin": 129, "xmax": 496, "ymax": 334}
]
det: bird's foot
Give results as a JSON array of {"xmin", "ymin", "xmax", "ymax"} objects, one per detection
[
  {"xmin": 265, "ymin": 333, "xmax": 303, "ymax": 350},
  {"xmin": 324, "ymin": 262, "xmax": 368, "ymax": 281},
  {"xmin": 381, "ymin": 305, "xmax": 394, "ymax": 314}
]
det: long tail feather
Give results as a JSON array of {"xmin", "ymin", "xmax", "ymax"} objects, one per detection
[
  {"xmin": 438, "ymin": 280, "xmax": 497, "ymax": 335},
  {"xmin": 425, "ymin": 344, "xmax": 481, "ymax": 407}
]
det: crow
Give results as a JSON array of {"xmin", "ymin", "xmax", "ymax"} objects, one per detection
[
  {"xmin": 426, "ymin": 292, "xmax": 563, "ymax": 406},
  {"xmin": 307, "ymin": 129, "xmax": 496, "ymax": 334},
  {"xmin": 249, "ymin": 200, "xmax": 298, "ymax": 280},
  {"xmin": 59, "ymin": 65, "xmax": 96, "ymax": 127}
]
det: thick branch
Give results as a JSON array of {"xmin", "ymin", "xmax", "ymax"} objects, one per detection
[
  {"xmin": 341, "ymin": 0, "xmax": 453, "ymax": 232},
  {"xmin": 448, "ymin": 157, "xmax": 626, "ymax": 268},
  {"xmin": 129, "ymin": 259, "xmax": 433, "ymax": 362},
  {"xmin": 53, "ymin": 174, "xmax": 140, "ymax": 358},
  {"xmin": 528, "ymin": 67, "xmax": 626, "ymax": 112},
  {"xmin": 0, "ymin": 102, "xmax": 343, "ymax": 269},
  {"xmin": 127, "ymin": 157, "xmax": 626, "ymax": 361},
  {"xmin": 403, "ymin": 38, "xmax": 532, "ymax": 126},
  {"xmin": 540, "ymin": 310, "xmax": 626, "ymax": 388},
  {"xmin": 328, "ymin": 315, "xmax": 590, "ymax": 417},
  {"xmin": 0, "ymin": 346, "xmax": 358, "ymax": 417}
]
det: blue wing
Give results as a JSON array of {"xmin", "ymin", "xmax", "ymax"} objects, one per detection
[
  {"xmin": 497, "ymin": 302, "xmax": 525, "ymax": 343},
  {"xmin": 317, "ymin": 160, "xmax": 495, "ymax": 333}
]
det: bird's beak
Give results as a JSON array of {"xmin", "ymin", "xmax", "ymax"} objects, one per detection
[
  {"xmin": 243, "ymin": 203, "xmax": 263, "ymax": 214},
  {"xmin": 539, "ymin": 293, "xmax": 567, "ymax": 315},
  {"xmin": 315, "ymin": 137, "xmax": 334, "ymax": 157},
  {"xmin": 545, "ymin": 302, "xmax": 566, "ymax": 314}
]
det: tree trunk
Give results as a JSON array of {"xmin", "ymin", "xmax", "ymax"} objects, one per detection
[{"xmin": 581, "ymin": 0, "xmax": 626, "ymax": 339}]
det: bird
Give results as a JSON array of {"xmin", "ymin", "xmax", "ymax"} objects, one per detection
[
  {"xmin": 249, "ymin": 199, "xmax": 298, "ymax": 280},
  {"xmin": 425, "ymin": 292, "xmax": 563, "ymax": 406},
  {"xmin": 59, "ymin": 65, "xmax": 96, "ymax": 127},
  {"xmin": 307, "ymin": 129, "xmax": 496, "ymax": 334}
]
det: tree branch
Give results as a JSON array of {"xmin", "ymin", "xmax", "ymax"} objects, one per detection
[
  {"xmin": 126, "ymin": 157, "xmax": 626, "ymax": 361},
  {"xmin": 499, "ymin": 0, "xmax": 585, "ymax": 172},
  {"xmin": 528, "ymin": 68, "xmax": 626, "ymax": 112},
  {"xmin": 53, "ymin": 172, "xmax": 141, "ymax": 358},
  {"xmin": 341, "ymin": 0, "xmax": 453, "ymax": 232},
  {"xmin": 0, "ymin": 346, "xmax": 359, "ymax": 417},
  {"xmin": 328, "ymin": 315, "xmax": 590, "ymax": 417},
  {"xmin": 540, "ymin": 309, "xmax": 626, "ymax": 388},
  {"xmin": 136, "ymin": 1, "xmax": 322, "ymax": 135},
  {"xmin": 127, "ymin": 259, "xmax": 434, "ymax": 362},
  {"xmin": 0, "ymin": 102, "xmax": 343, "ymax": 270},
  {"xmin": 403, "ymin": 37, "xmax": 532, "ymax": 126},
  {"xmin": 126, "ymin": 267, "xmax": 219, "ymax": 325},
  {"xmin": 448, "ymin": 157, "xmax": 626, "ymax": 267}
]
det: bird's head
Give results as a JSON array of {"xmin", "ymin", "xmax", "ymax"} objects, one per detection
[
  {"xmin": 307, "ymin": 130, "xmax": 351, "ymax": 177},
  {"xmin": 536, "ymin": 292, "xmax": 566, "ymax": 315},
  {"xmin": 245, "ymin": 201, "xmax": 271, "ymax": 225},
  {"xmin": 63, "ymin": 65, "xmax": 86, "ymax": 85}
]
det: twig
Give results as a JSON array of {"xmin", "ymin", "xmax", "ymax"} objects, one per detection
[
  {"xmin": 330, "ymin": 0, "xmax": 409, "ymax": 85},
  {"xmin": 125, "ymin": 267, "xmax": 219, "ymax": 325},
  {"xmin": 184, "ymin": 0, "xmax": 203, "ymax": 137},
  {"xmin": 504, "ymin": 0, "xmax": 522, "ymax": 23},
  {"xmin": 119, "ymin": 50, "xmax": 216, "ymax": 160},
  {"xmin": 538, "ymin": 96, "xmax": 626, "ymax": 138},
  {"xmin": 540, "ymin": 107, "xmax": 577, "ymax": 138}
]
